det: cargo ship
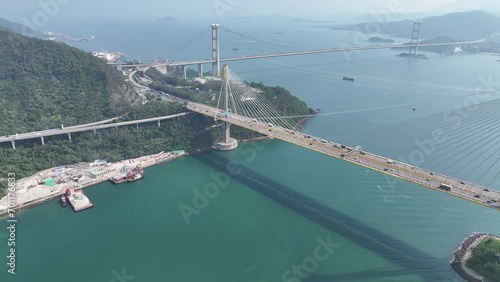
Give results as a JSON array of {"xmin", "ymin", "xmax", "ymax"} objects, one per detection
[{"xmin": 343, "ymin": 76, "xmax": 355, "ymax": 81}]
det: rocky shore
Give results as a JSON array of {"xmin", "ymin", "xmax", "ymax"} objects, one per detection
[{"xmin": 450, "ymin": 232, "xmax": 494, "ymax": 282}]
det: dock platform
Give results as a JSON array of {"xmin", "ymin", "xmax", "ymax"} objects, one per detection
[{"xmin": 66, "ymin": 188, "xmax": 93, "ymax": 212}]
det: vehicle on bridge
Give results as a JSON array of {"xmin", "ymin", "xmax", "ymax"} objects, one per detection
[{"xmin": 439, "ymin": 183, "xmax": 453, "ymax": 191}]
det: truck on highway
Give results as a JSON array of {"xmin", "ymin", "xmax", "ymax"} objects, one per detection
[{"xmin": 439, "ymin": 183, "xmax": 452, "ymax": 191}]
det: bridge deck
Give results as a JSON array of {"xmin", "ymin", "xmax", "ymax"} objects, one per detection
[
  {"xmin": 0, "ymin": 113, "xmax": 189, "ymax": 143},
  {"xmin": 187, "ymin": 102, "xmax": 500, "ymax": 211},
  {"xmin": 143, "ymin": 41, "xmax": 483, "ymax": 68}
]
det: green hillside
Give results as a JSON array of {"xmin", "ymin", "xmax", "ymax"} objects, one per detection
[
  {"xmin": 0, "ymin": 30, "xmax": 312, "ymax": 198},
  {"xmin": 0, "ymin": 30, "xmax": 138, "ymax": 135}
]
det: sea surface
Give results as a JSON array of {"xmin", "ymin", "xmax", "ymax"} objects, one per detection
[{"xmin": 2, "ymin": 20, "xmax": 500, "ymax": 281}]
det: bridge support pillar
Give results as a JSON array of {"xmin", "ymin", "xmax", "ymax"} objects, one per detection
[
  {"xmin": 211, "ymin": 24, "xmax": 220, "ymax": 77},
  {"xmin": 40, "ymin": 136, "xmax": 45, "ymax": 146},
  {"xmin": 158, "ymin": 120, "xmax": 161, "ymax": 127},
  {"xmin": 198, "ymin": 64, "xmax": 203, "ymax": 78},
  {"xmin": 212, "ymin": 65, "xmax": 237, "ymax": 151},
  {"xmin": 68, "ymin": 133, "xmax": 71, "ymax": 141},
  {"xmin": 93, "ymin": 129, "xmax": 96, "ymax": 134},
  {"xmin": 136, "ymin": 124, "xmax": 139, "ymax": 129},
  {"xmin": 408, "ymin": 20, "xmax": 422, "ymax": 56},
  {"xmin": 11, "ymin": 140, "xmax": 15, "ymax": 150},
  {"xmin": 182, "ymin": 66, "xmax": 187, "ymax": 79},
  {"xmin": 155, "ymin": 65, "xmax": 168, "ymax": 75},
  {"xmin": 213, "ymin": 122, "xmax": 238, "ymax": 151}
]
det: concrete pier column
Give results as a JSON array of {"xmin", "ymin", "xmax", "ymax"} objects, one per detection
[
  {"xmin": 157, "ymin": 120, "xmax": 161, "ymax": 127},
  {"xmin": 68, "ymin": 133, "xmax": 72, "ymax": 140},
  {"xmin": 41, "ymin": 136, "xmax": 45, "ymax": 146},
  {"xmin": 93, "ymin": 129, "xmax": 96, "ymax": 134},
  {"xmin": 136, "ymin": 124, "xmax": 139, "ymax": 129},
  {"xmin": 11, "ymin": 140, "xmax": 15, "ymax": 150},
  {"xmin": 182, "ymin": 66, "xmax": 187, "ymax": 79},
  {"xmin": 198, "ymin": 64, "xmax": 203, "ymax": 78}
]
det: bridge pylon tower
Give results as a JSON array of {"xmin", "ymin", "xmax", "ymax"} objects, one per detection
[
  {"xmin": 211, "ymin": 24, "xmax": 221, "ymax": 77},
  {"xmin": 213, "ymin": 65, "xmax": 238, "ymax": 151},
  {"xmin": 408, "ymin": 20, "xmax": 422, "ymax": 56}
]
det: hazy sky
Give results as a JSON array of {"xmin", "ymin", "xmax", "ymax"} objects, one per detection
[{"xmin": 2, "ymin": 0, "xmax": 500, "ymax": 25}]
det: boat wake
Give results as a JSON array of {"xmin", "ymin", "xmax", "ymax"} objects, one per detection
[
  {"xmin": 376, "ymin": 185, "xmax": 386, "ymax": 192},
  {"xmin": 279, "ymin": 103, "xmax": 410, "ymax": 119}
]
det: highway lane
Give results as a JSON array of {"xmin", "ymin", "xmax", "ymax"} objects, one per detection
[
  {"xmin": 0, "ymin": 113, "xmax": 189, "ymax": 143},
  {"xmin": 186, "ymin": 102, "xmax": 500, "ymax": 211},
  {"xmin": 1, "ymin": 116, "xmax": 122, "ymax": 140}
]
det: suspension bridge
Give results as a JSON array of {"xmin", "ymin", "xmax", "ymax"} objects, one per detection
[{"xmin": 116, "ymin": 22, "xmax": 485, "ymax": 78}]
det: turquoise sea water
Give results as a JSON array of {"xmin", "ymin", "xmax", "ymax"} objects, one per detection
[{"xmin": 2, "ymin": 21, "xmax": 500, "ymax": 281}]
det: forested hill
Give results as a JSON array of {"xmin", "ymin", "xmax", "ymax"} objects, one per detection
[{"xmin": 0, "ymin": 30, "xmax": 138, "ymax": 135}]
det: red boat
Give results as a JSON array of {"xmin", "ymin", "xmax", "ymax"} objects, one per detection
[
  {"xmin": 110, "ymin": 164, "xmax": 144, "ymax": 184},
  {"xmin": 110, "ymin": 173, "xmax": 127, "ymax": 184},
  {"xmin": 127, "ymin": 164, "xmax": 144, "ymax": 182}
]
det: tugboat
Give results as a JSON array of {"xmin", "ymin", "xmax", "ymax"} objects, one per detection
[
  {"xmin": 343, "ymin": 76, "xmax": 355, "ymax": 81},
  {"xmin": 60, "ymin": 195, "xmax": 67, "ymax": 207}
]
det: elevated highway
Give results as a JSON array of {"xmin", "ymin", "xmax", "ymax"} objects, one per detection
[{"xmin": 1, "ymin": 113, "xmax": 189, "ymax": 148}]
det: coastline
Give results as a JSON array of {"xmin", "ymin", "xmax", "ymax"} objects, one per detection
[
  {"xmin": 0, "ymin": 134, "xmax": 279, "ymax": 218},
  {"xmin": 0, "ymin": 150, "xmax": 189, "ymax": 218},
  {"xmin": 450, "ymin": 232, "xmax": 500, "ymax": 282}
]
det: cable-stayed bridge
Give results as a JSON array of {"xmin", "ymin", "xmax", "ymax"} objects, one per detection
[
  {"xmin": 6, "ymin": 22, "xmax": 498, "ymax": 211},
  {"xmin": 4, "ymin": 65, "xmax": 500, "ymax": 210},
  {"xmin": 186, "ymin": 65, "xmax": 500, "ymax": 210}
]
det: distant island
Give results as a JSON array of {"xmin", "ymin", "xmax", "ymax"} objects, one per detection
[
  {"xmin": 328, "ymin": 11, "xmax": 500, "ymax": 55},
  {"xmin": 367, "ymin": 37, "xmax": 395, "ymax": 44},
  {"xmin": 351, "ymin": 11, "xmax": 500, "ymax": 41}
]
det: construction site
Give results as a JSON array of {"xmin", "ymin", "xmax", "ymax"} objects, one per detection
[{"xmin": 0, "ymin": 150, "xmax": 186, "ymax": 215}]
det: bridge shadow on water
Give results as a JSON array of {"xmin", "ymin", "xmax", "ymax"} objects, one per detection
[{"xmin": 194, "ymin": 152, "xmax": 454, "ymax": 281}]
